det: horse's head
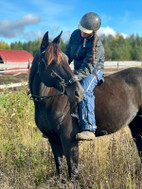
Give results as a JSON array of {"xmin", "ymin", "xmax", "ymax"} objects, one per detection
[{"xmin": 38, "ymin": 31, "xmax": 83, "ymax": 106}]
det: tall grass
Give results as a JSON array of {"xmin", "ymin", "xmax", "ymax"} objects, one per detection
[{"xmin": 0, "ymin": 87, "xmax": 141, "ymax": 189}]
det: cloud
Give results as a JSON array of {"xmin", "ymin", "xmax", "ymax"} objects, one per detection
[
  {"xmin": 62, "ymin": 31, "xmax": 72, "ymax": 42},
  {"xmin": 46, "ymin": 26, "xmax": 129, "ymax": 42},
  {"xmin": 23, "ymin": 29, "xmax": 43, "ymax": 41},
  {"xmin": 98, "ymin": 26, "xmax": 128, "ymax": 38},
  {"xmin": 98, "ymin": 26, "xmax": 116, "ymax": 37},
  {"xmin": 46, "ymin": 27, "xmax": 72, "ymax": 42},
  {"xmin": 49, "ymin": 26, "xmax": 60, "ymax": 39},
  {"xmin": 0, "ymin": 14, "xmax": 41, "ymax": 38}
]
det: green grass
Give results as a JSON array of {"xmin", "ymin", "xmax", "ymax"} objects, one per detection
[{"xmin": 0, "ymin": 87, "xmax": 141, "ymax": 189}]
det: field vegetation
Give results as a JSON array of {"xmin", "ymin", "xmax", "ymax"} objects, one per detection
[{"xmin": 0, "ymin": 87, "xmax": 141, "ymax": 189}]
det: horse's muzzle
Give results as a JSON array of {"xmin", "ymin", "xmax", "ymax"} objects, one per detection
[{"xmin": 65, "ymin": 80, "xmax": 84, "ymax": 106}]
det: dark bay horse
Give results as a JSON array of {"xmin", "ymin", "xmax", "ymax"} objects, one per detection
[
  {"xmin": 29, "ymin": 31, "xmax": 142, "ymax": 178},
  {"xmin": 29, "ymin": 31, "xmax": 84, "ymax": 177},
  {"xmin": 95, "ymin": 68, "xmax": 142, "ymax": 161}
]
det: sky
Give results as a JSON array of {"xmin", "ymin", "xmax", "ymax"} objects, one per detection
[{"xmin": 0, "ymin": 0, "xmax": 142, "ymax": 44}]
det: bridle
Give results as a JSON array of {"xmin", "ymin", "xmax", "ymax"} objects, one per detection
[{"xmin": 28, "ymin": 50, "xmax": 78, "ymax": 102}]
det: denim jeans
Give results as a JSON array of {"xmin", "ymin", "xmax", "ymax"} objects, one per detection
[{"xmin": 78, "ymin": 69, "xmax": 104, "ymax": 132}]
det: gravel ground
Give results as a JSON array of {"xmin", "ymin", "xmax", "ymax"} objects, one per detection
[{"xmin": 0, "ymin": 73, "xmax": 29, "ymax": 85}]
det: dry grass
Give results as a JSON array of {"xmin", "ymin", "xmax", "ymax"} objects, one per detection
[{"xmin": 0, "ymin": 87, "xmax": 141, "ymax": 189}]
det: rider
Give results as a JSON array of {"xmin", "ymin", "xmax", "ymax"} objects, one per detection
[{"xmin": 65, "ymin": 12, "xmax": 105, "ymax": 140}]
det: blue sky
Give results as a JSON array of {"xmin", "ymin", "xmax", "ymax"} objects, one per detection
[{"xmin": 0, "ymin": 0, "xmax": 142, "ymax": 44}]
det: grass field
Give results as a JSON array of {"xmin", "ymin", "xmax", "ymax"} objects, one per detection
[{"xmin": 0, "ymin": 87, "xmax": 141, "ymax": 189}]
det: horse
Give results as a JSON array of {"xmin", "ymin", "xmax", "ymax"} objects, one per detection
[
  {"xmin": 29, "ymin": 31, "xmax": 142, "ymax": 178},
  {"xmin": 29, "ymin": 31, "xmax": 84, "ymax": 177}
]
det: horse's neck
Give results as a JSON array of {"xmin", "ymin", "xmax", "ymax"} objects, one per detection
[
  {"xmin": 29, "ymin": 50, "xmax": 40, "ymax": 94},
  {"xmin": 40, "ymin": 83, "xmax": 70, "ymax": 114},
  {"xmin": 40, "ymin": 83, "xmax": 57, "ymax": 107},
  {"xmin": 40, "ymin": 83, "xmax": 51, "ymax": 97}
]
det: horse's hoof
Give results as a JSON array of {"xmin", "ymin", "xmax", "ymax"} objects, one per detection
[{"xmin": 69, "ymin": 169, "xmax": 79, "ymax": 180}]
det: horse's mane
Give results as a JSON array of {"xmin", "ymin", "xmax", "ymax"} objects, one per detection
[{"xmin": 45, "ymin": 43, "xmax": 63, "ymax": 65}]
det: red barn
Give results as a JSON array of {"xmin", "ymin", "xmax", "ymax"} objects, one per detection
[{"xmin": 0, "ymin": 50, "xmax": 33, "ymax": 74}]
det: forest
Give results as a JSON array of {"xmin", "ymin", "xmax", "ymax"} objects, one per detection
[{"xmin": 0, "ymin": 33, "xmax": 142, "ymax": 61}]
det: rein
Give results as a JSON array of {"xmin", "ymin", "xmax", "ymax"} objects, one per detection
[{"xmin": 28, "ymin": 90, "xmax": 64, "ymax": 102}]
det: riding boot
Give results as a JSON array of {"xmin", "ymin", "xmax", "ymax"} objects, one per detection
[{"xmin": 75, "ymin": 130, "xmax": 95, "ymax": 141}]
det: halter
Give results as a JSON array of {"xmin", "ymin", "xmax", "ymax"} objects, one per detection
[{"xmin": 28, "ymin": 51, "xmax": 78, "ymax": 102}]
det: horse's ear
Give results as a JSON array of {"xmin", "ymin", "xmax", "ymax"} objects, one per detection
[
  {"xmin": 52, "ymin": 31, "xmax": 63, "ymax": 44},
  {"xmin": 40, "ymin": 31, "xmax": 49, "ymax": 52}
]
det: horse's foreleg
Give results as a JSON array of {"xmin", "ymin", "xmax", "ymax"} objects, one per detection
[
  {"xmin": 62, "ymin": 139, "xmax": 79, "ymax": 178},
  {"xmin": 67, "ymin": 141, "xmax": 79, "ymax": 177},
  {"xmin": 48, "ymin": 136, "xmax": 64, "ymax": 175},
  {"xmin": 60, "ymin": 117, "xmax": 80, "ymax": 178},
  {"xmin": 129, "ymin": 116, "xmax": 142, "ymax": 164}
]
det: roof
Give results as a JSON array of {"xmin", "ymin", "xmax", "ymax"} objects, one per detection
[{"xmin": 0, "ymin": 50, "xmax": 33, "ymax": 63}]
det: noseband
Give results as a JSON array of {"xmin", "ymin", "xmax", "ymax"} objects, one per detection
[
  {"xmin": 29, "ymin": 50, "xmax": 78, "ymax": 102},
  {"xmin": 50, "ymin": 69, "xmax": 78, "ymax": 94}
]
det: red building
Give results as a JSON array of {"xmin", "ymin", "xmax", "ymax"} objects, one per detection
[{"xmin": 0, "ymin": 50, "xmax": 33, "ymax": 74}]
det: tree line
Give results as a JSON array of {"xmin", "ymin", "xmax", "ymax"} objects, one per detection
[{"xmin": 0, "ymin": 33, "xmax": 142, "ymax": 61}]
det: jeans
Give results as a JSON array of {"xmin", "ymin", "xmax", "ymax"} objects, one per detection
[{"xmin": 78, "ymin": 69, "xmax": 104, "ymax": 132}]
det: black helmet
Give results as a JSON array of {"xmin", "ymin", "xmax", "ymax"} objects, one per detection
[{"xmin": 78, "ymin": 12, "xmax": 101, "ymax": 33}]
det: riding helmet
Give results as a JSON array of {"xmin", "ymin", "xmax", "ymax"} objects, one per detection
[{"xmin": 78, "ymin": 12, "xmax": 101, "ymax": 33}]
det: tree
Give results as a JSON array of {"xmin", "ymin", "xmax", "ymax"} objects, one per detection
[
  {"xmin": 0, "ymin": 41, "xmax": 10, "ymax": 49},
  {"xmin": 8, "ymin": 33, "xmax": 142, "ymax": 61},
  {"xmin": 10, "ymin": 39, "xmax": 41, "ymax": 56},
  {"xmin": 59, "ymin": 39, "xmax": 68, "ymax": 52},
  {"xmin": 10, "ymin": 41, "xmax": 23, "ymax": 50}
]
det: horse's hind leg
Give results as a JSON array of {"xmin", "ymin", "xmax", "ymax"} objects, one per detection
[
  {"xmin": 48, "ymin": 136, "xmax": 64, "ymax": 175},
  {"xmin": 129, "ymin": 116, "xmax": 142, "ymax": 164}
]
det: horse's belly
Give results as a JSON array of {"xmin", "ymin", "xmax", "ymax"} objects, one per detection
[{"xmin": 96, "ymin": 102, "xmax": 138, "ymax": 135}]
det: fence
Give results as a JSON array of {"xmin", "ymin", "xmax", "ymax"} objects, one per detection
[
  {"xmin": 0, "ymin": 61, "xmax": 142, "ymax": 89},
  {"xmin": 1, "ymin": 61, "xmax": 142, "ymax": 74},
  {"xmin": 104, "ymin": 61, "xmax": 142, "ymax": 70},
  {"xmin": 0, "ymin": 62, "xmax": 30, "ymax": 74},
  {"xmin": 70, "ymin": 61, "xmax": 142, "ymax": 71}
]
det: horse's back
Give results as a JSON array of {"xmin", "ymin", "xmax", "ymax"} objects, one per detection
[{"xmin": 95, "ymin": 67, "xmax": 142, "ymax": 136}]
